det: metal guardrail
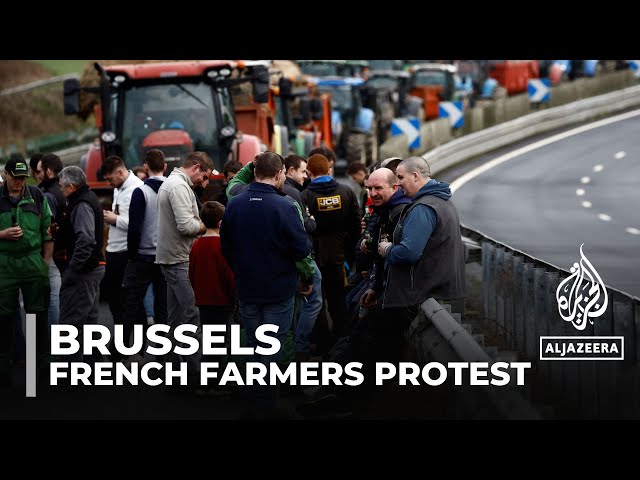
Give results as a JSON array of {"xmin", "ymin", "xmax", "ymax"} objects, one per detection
[
  {"xmin": 462, "ymin": 223, "xmax": 640, "ymax": 419},
  {"xmin": 406, "ymin": 297, "xmax": 541, "ymax": 419},
  {"xmin": 0, "ymin": 73, "xmax": 79, "ymax": 97},
  {"xmin": 424, "ymin": 83, "xmax": 640, "ymax": 175}
]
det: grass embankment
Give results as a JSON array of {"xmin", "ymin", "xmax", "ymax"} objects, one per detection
[{"xmin": 0, "ymin": 60, "xmax": 89, "ymax": 152}]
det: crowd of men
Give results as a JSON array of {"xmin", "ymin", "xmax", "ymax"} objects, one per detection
[{"xmin": 0, "ymin": 145, "xmax": 467, "ymax": 419}]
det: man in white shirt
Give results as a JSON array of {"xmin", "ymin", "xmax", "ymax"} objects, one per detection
[{"xmin": 101, "ymin": 155, "xmax": 143, "ymax": 346}]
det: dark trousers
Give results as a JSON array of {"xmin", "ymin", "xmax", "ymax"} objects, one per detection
[
  {"xmin": 103, "ymin": 251, "xmax": 129, "ymax": 327},
  {"xmin": 198, "ymin": 305, "xmax": 233, "ymax": 379},
  {"xmin": 122, "ymin": 260, "xmax": 167, "ymax": 348},
  {"xmin": 319, "ymin": 263, "xmax": 349, "ymax": 337},
  {"xmin": 325, "ymin": 304, "xmax": 419, "ymax": 410},
  {"xmin": 59, "ymin": 266, "xmax": 105, "ymax": 363},
  {"xmin": 0, "ymin": 311, "xmax": 48, "ymax": 377}
]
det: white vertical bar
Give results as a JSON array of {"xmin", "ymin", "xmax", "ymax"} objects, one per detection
[{"xmin": 26, "ymin": 313, "xmax": 36, "ymax": 398}]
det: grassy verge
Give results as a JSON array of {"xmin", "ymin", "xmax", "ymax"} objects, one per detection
[{"xmin": 31, "ymin": 60, "xmax": 88, "ymax": 76}]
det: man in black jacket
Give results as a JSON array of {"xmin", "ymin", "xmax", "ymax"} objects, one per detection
[
  {"xmin": 57, "ymin": 166, "xmax": 105, "ymax": 351},
  {"xmin": 37, "ymin": 153, "xmax": 65, "ymax": 328},
  {"xmin": 302, "ymin": 154, "xmax": 361, "ymax": 341}
]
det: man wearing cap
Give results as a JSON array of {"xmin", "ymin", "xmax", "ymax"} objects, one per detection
[{"xmin": 0, "ymin": 159, "xmax": 52, "ymax": 387}]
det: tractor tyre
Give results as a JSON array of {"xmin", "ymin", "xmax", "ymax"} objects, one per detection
[
  {"xmin": 346, "ymin": 132, "xmax": 367, "ymax": 164},
  {"xmin": 365, "ymin": 129, "xmax": 378, "ymax": 166},
  {"xmin": 280, "ymin": 126, "xmax": 290, "ymax": 156}
]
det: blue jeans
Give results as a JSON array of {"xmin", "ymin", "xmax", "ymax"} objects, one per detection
[
  {"xmin": 143, "ymin": 284, "xmax": 155, "ymax": 318},
  {"xmin": 48, "ymin": 261, "xmax": 61, "ymax": 327},
  {"xmin": 295, "ymin": 262, "xmax": 322, "ymax": 353},
  {"xmin": 238, "ymin": 296, "xmax": 295, "ymax": 414}
]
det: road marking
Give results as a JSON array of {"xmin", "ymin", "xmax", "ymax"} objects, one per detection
[
  {"xmin": 593, "ymin": 164, "xmax": 604, "ymax": 172},
  {"xmin": 615, "ymin": 151, "xmax": 626, "ymax": 159},
  {"xmin": 581, "ymin": 176, "xmax": 591, "ymax": 184},
  {"xmin": 449, "ymin": 108, "xmax": 640, "ymax": 193},
  {"xmin": 626, "ymin": 227, "xmax": 640, "ymax": 235},
  {"xmin": 576, "ymin": 188, "xmax": 586, "ymax": 196},
  {"xmin": 598, "ymin": 213, "xmax": 612, "ymax": 222},
  {"xmin": 582, "ymin": 201, "xmax": 592, "ymax": 208}
]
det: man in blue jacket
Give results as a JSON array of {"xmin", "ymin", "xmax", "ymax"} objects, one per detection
[
  {"xmin": 378, "ymin": 156, "xmax": 467, "ymax": 322},
  {"xmin": 220, "ymin": 151, "xmax": 311, "ymax": 418}
]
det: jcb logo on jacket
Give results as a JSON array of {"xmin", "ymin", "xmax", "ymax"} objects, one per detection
[{"xmin": 317, "ymin": 195, "xmax": 342, "ymax": 211}]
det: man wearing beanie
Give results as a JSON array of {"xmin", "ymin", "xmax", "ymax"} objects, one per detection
[{"xmin": 302, "ymin": 154, "xmax": 361, "ymax": 347}]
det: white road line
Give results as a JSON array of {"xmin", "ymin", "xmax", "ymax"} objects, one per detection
[
  {"xmin": 576, "ymin": 188, "xmax": 586, "ymax": 196},
  {"xmin": 615, "ymin": 151, "xmax": 626, "ymax": 159},
  {"xmin": 450, "ymin": 109, "xmax": 640, "ymax": 193},
  {"xmin": 598, "ymin": 213, "xmax": 612, "ymax": 222},
  {"xmin": 581, "ymin": 176, "xmax": 591, "ymax": 184},
  {"xmin": 626, "ymin": 227, "xmax": 640, "ymax": 235},
  {"xmin": 593, "ymin": 164, "xmax": 604, "ymax": 172},
  {"xmin": 582, "ymin": 201, "xmax": 592, "ymax": 208}
]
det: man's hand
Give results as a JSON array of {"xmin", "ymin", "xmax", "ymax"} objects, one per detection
[
  {"xmin": 299, "ymin": 283, "xmax": 313, "ymax": 296},
  {"xmin": 378, "ymin": 241, "xmax": 392, "ymax": 257},
  {"xmin": 360, "ymin": 238, "xmax": 368, "ymax": 253},
  {"xmin": 361, "ymin": 289, "xmax": 378, "ymax": 308},
  {"xmin": 0, "ymin": 226, "xmax": 23, "ymax": 241},
  {"xmin": 198, "ymin": 222, "xmax": 207, "ymax": 235},
  {"xmin": 103, "ymin": 210, "xmax": 118, "ymax": 225}
]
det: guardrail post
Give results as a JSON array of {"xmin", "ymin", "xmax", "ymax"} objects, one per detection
[
  {"xmin": 594, "ymin": 299, "xmax": 616, "ymax": 418},
  {"xmin": 522, "ymin": 262, "xmax": 535, "ymax": 360},
  {"xmin": 495, "ymin": 247, "xmax": 505, "ymax": 338},
  {"xmin": 546, "ymin": 272, "xmax": 572, "ymax": 416},
  {"xmin": 635, "ymin": 306, "xmax": 640, "ymax": 414},
  {"xmin": 502, "ymin": 252, "xmax": 515, "ymax": 349},
  {"xmin": 483, "ymin": 242, "xmax": 497, "ymax": 332},
  {"xmin": 613, "ymin": 300, "xmax": 635, "ymax": 417},
  {"xmin": 512, "ymin": 255, "xmax": 525, "ymax": 353},
  {"xmin": 533, "ymin": 267, "xmax": 549, "ymax": 400}
]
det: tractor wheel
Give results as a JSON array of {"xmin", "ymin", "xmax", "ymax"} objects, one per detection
[
  {"xmin": 346, "ymin": 132, "xmax": 367, "ymax": 164},
  {"xmin": 365, "ymin": 129, "xmax": 378, "ymax": 166},
  {"xmin": 304, "ymin": 131, "xmax": 315, "ymax": 156},
  {"xmin": 280, "ymin": 126, "xmax": 290, "ymax": 156}
]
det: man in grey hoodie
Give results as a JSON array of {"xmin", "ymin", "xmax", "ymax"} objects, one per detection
[{"xmin": 156, "ymin": 152, "xmax": 212, "ymax": 386}]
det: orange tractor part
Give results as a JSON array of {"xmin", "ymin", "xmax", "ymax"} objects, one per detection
[
  {"xmin": 488, "ymin": 60, "xmax": 540, "ymax": 95},
  {"xmin": 409, "ymin": 85, "xmax": 444, "ymax": 120}
]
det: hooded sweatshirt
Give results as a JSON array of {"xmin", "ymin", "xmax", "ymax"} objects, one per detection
[
  {"xmin": 127, "ymin": 175, "xmax": 166, "ymax": 260},
  {"xmin": 382, "ymin": 179, "xmax": 467, "ymax": 307}
]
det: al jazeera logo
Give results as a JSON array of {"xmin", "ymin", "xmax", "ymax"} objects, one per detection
[{"xmin": 539, "ymin": 244, "xmax": 623, "ymax": 361}]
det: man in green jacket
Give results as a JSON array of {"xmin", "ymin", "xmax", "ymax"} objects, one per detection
[{"xmin": 0, "ymin": 159, "xmax": 52, "ymax": 387}]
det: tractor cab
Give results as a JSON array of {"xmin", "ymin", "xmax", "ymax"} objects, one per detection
[
  {"xmin": 408, "ymin": 63, "xmax": 457, "ymax": 120},
  {"xmin": 63, "ymin": 60, "xmax": 271, "ymax": 201},
  {"xmin": 361, "ymin": 70, "xmax": 415, "ymax": 145},
  {"xmin": 310, "ymin": 76, "xmax": 375, "ymax": 166},
  {"xmin": 297, "ymin": 60, "xmax": 369, "ymax": 79},
  {"xmin": 267, "ymin": 61, "xmax": 333, "ymax": 156}
]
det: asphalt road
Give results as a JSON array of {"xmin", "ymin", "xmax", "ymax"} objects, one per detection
[{"xmin": 452, "ymin": 111, "xmax": 640, "ymax": 298}]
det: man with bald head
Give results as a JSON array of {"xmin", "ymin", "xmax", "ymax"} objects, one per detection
[
  {"xmin": 375, "ymin": 156, "xmax": 466, "ymax": 322},
  {"xmin": 359, "ymin": 167, "xmax": 411, "ymax": 307}
]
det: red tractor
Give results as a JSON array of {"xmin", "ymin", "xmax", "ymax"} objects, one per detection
[
  {"xmin": 63, "ymin": 60, "xmax": 271, "ymax": 205},
  {"xmin": 487, "ymin": 60, "xmax": 539, "ymax": 95}
]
